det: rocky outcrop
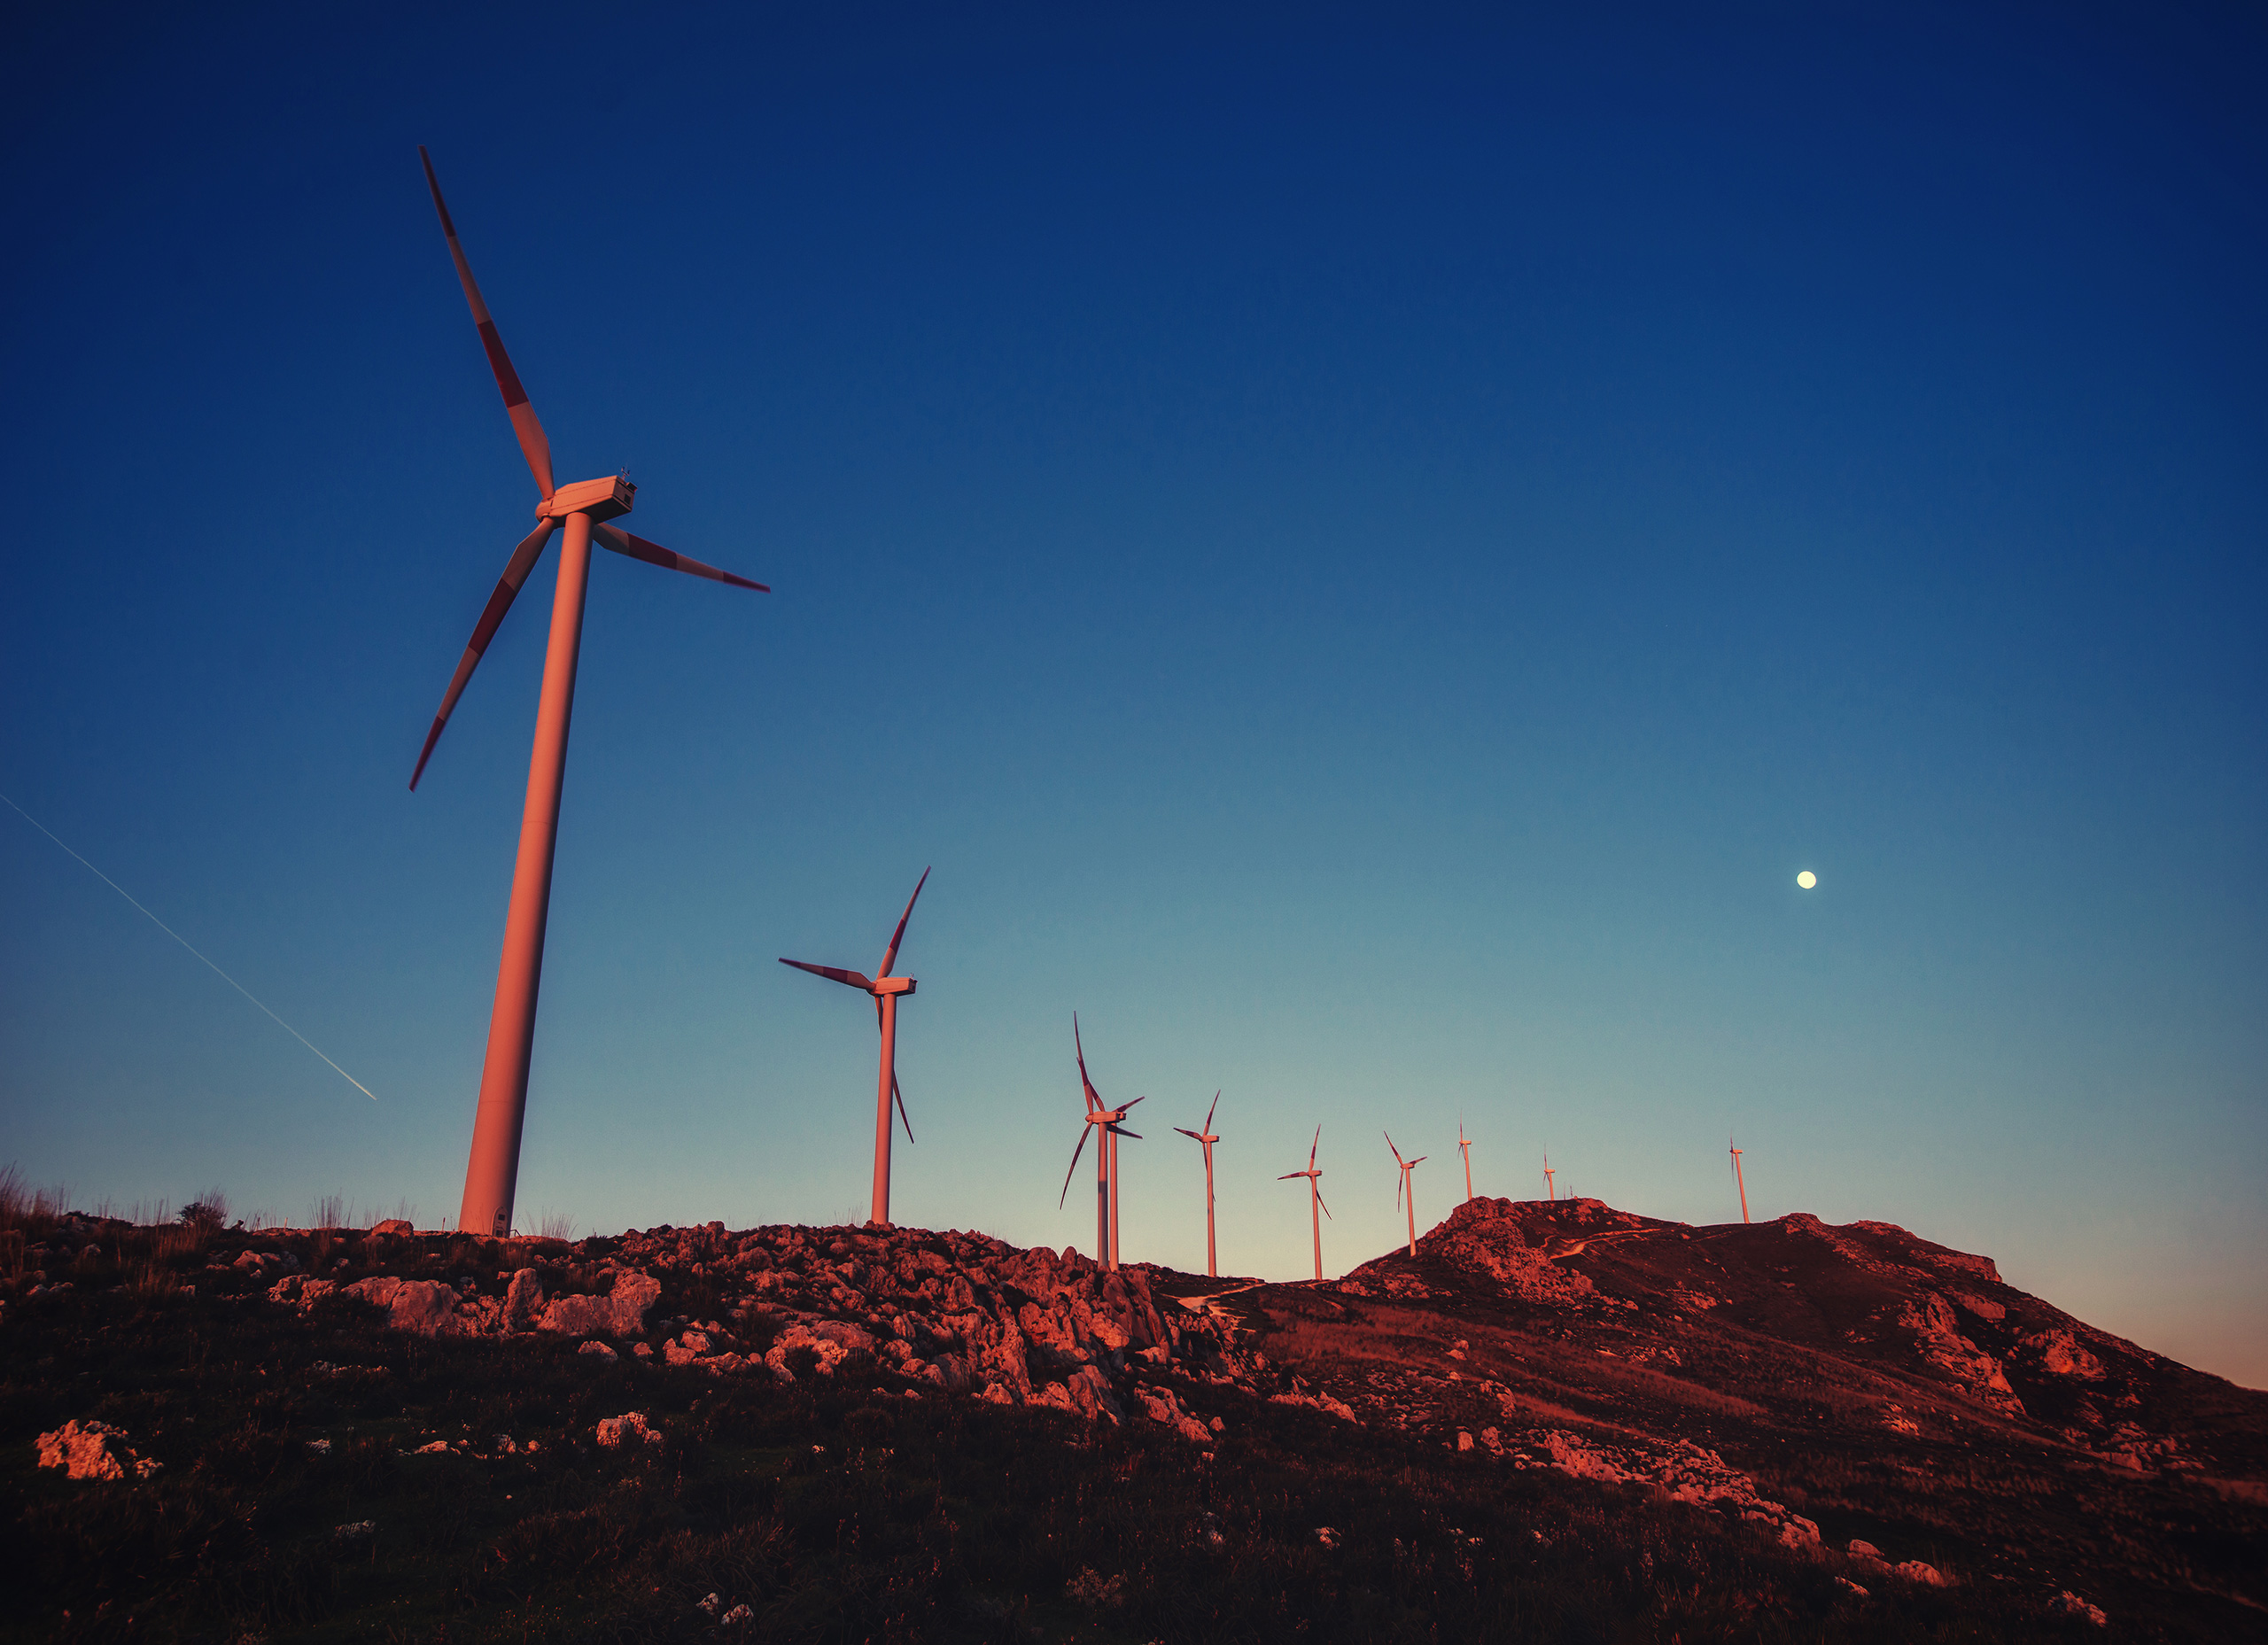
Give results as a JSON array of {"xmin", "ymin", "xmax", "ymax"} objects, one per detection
[
  {"xmin": 1349, "ymin": 1198, "xmax": 1597, "ymax": 1305},
  {"xmin": 1899, "ymin": 1292, "xmax": 2024, "ymax": 1416},
  {"xmin": 1511, "ymin": 1429, "xmax": 1821, "ymax": 1549},
  {"xmin": 36, "ymin": 1419, "xmax": 161, "ymax": 1481}
]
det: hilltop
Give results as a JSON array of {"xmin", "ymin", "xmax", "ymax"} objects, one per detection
[{"xmin": 3, "ymin": 1197, "xmax": 2262, "ymax": 1641}]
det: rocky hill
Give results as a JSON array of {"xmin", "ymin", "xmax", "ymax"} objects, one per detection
[{"xmin": 4, "ymin": 1198, "xmax": 2263, "ymax": 1641}]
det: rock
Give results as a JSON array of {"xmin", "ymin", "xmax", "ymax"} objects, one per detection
[
  {"xmin": 1132, "ymin": 1383, "xmax": 1212, "ymax": 1443},
  {"xmin": 607, "ymin": 1271, "xmax": 662, "ymax": 1335},
  {"xmin": 346, "ymin": 1275, "xmax": 403, "ymax": 1308},
  {"xmin": 1892, "ymin": 1559, "xmax": 1951, "ymax": 1587},
  {"xmin": 538, "ymin": 1293, "xmax": 614, "ymax": 1337},
  {"xmin": 370, "ymin": 1219, "xmax": 413, "ymax": 1235},
  {"xmin": 579, "ymin": 1340, "xmax": 618, "ymax": 1361},
  {"xmin": 388, "ymin": 1280, "xmax": 459, "ymax": 1336},
  {"xmin": 501, "ymin": 1269, "xmax": 545, "ymax": 1331},
  {"xmin": 595, "ymin": 1411, "xmax": 661, "ymax": 1448},
  {"xmin": 2021, "ymin": 1328, "xmax": 2107, "ymax": 1380},
  {"xmin": 36, "ymin": 1419, "xmax": 160, "ymax": 1481},
  {"xmin": 2054, "ymin": 1591, "xmax": 2109, "ymax": 1626},
  {"xmin": 1837, "ymin": 1577, "xmax": 1868, "ymax": 1596},
  {"xmin": 1456, "ymin": 1430, "xmax": 1475, "ymax": 1451},
  {"xmin": 1848, "ymin": 1539, "xmax": 1883, "ymax": 1559},
  {"xmin": 720, "ymin": 1603, "xmax": 751, "ymax": 1626}
]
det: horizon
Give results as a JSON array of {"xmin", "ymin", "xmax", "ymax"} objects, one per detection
[{"xmin": 2, "ymin": 2, "xmax": 2262, "ymax": 1389}]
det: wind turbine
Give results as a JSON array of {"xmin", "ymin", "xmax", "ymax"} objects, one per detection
[
  {"xmin": 1174, "ymin": 1091, "xmax": 1223, "ymax": 1278},
  {"xmin": 1058, "ymin": 1016, "xmax": 1142, "ymax": 1271},
  {"xmin": 1729, "ymin": 1135, "xmax": 1751, "ymax": 1224},
  {"xmin": 1278, "ymin": 1127, "xmax": 1331, "ymax": 1282},
  {"xmin": 408, "ymin": 149, "xmax": 769, "ymax": 1239},
  {"xmin": 1542, "ymin": 1149, "xmax": 1557, "ymax": 1202},
  {"xmin": 1386, "ymin": 1133, "xmax": 1425, "ymax": 1256},
  {"xmin": 778, "ymin": 868, "xmax": 930, "ymax": 1228},
  {"xmin": 1456, "ymin": 1116, "xmax": 1475, "ymax": 1203}
]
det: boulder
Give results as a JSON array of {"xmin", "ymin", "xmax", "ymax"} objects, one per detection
[
  {"xmin": 501, "ymin": 1269, "xmax": 545, "ymax": 1331},
  {"xmin": 370, "ymin": 1219, "xmax": 414, "ymax": 1235},
  {"xmin": 608, "ymin": 1271, "xmax": 662, "ymax": 1335},
  {"xmin": 388, "ymin": 1280, "xmax": 459, "ymax": 1336},
  {"xmin": 595, "ymin": 1411, "xmax": 661, "ymax": 1448},
  {"xmin": 346, "ymin": 1275, "xmax": 403, "ymax": 1308},
  {"xmin": 36, "ymin": 1419, "xmax": 160, "ymax": 1481}
]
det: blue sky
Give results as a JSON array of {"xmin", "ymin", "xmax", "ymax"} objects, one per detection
[{"xmin": 3, "ymin": 3, "xmax": 2262, "ymax": 1384}]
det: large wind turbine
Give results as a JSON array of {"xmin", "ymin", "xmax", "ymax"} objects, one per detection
[
  {"xmin": 408, "ymin": 149, "xmax": 769, "ymax": 1238},
  {"xmin": 1278, "ymin": 1127, "xmax": 1331, "ymax": 1282},
  {"xmin": 1058, "ymin": 1016, "xmax": 1141, "ymax": 1271},
  {"xmin": 1729, "ymin": 1135, "xmax": 1751, "ymax": 1224},
  {"xmin": 778, "ymin": 868, "xmax": 930, "ymax": 1228},
  {"xmin": 1386, "ymin": 1133, "xmax": 1425, "ymax": 1256},
  {"xmin": 1542, "ymin": 1149, "xmax": 1557, "ymax": 1202},
  {"xmin": 1456, "ymin": 1116, "xmax": 1475, "ymax": 1203},
  {"xmin": 1174, "ymin": 1091, "xmax": 1223, "ymax": 1278}
]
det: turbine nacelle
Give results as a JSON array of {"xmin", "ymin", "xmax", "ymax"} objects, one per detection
[{"xmin": 538, "ymin": 476, "xmax": 635, "ymax": 523}]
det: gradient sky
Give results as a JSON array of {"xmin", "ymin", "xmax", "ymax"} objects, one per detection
[{"xmin": 3, "ymin": 4, "xmax": 2262, "ymax": 1385}]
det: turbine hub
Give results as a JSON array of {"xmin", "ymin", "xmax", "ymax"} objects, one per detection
[{"xmin": 872, "ymin": 976, "xmax": 916, "ymax": 997}]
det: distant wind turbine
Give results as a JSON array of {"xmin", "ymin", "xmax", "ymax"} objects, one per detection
[
  {"xmin": 1386, "ymin": 1133, "xmax": 1426, "ymax": 1256},
  {"xmin": 1174, "ymin": 1091, "xmax": 1223, "ymax": 1278},
  {"xmin": 1729, "ymin": 1135, "xmax": 1751, "ymax": 1224},
  {"xmin": 409, "ymin": 149, "xmax": 769, "ymax": 1239},
  {"xmin": 1542, "ymin": 1149, "xmax": 1557, "ymax": 1202},
  {"xmin": 779, "ymin": 868, "xmax": 929, "ymax": 1228},
  {"xmin": 1058, "ymin": 1015, "xmax": 1141, "ymax": 1272},
  {"xmin": 1456, "ymin": 1116, "xmax": 1475, "ymax": 1203},
  {"xmin": 1278, "ymin": 1127, "xmax": 1331, "ymax": 1282}
]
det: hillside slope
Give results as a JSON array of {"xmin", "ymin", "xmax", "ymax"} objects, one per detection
[{"xmin": 3, "ymin": 1199, "xmax": 2262, "ymax": 1641}]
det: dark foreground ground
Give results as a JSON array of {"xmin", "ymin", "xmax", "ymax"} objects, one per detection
[{"xmin": 3, "ymin": 1199, "xmax": 2262, "ymax": 1643}]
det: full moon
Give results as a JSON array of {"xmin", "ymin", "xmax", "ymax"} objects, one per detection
[{"xmin": 1797, "ymin": 871, "xmax": 1817, "ymax": 889}]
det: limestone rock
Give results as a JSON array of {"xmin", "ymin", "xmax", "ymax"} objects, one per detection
[
  {"xmin": 501, "ymin": 1269, "xmax": 545, "ymax": 1331},
  {"xmin": 388, "ymin": 1280, "xmax": 458, "ymax": 1336},
  {"xmin": 595, "ymin": 1411, "xmax": 661, "ymax": 1448},
  {"xmin": 36, "ymin": 1419, "xmax": 160, "ymax": 1481}
]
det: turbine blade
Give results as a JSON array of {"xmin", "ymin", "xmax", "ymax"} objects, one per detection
[
  {"xmin": 1059, "ymin": 1126, "xmax": 1092, "ymax": 1208},
  {"xmin": 1411, "ymin": 1156, "xmax": 1425, "ymax": 1167},
  {"xmin": 1386, "ymin": 1131, "xmax": 1403, "ymax": 1167},
  {"xmin": 1111, "ymin": 1127, "xmax": 1143, "ymax": 1142},
  {"xmin": 1074, "ymin": 1013, "xmax": 1102, "ymax": 1113},
  {"xmin": 418, "ymin": 147, "xmax": 554, "ymax": 498},
  {"xmin": 408, "ymin": 517, "xmax": 560, "ymax": 790},
  {"xmin": 1278, "ymin": 1171, "xmax": 1304, "ymax": 1181},
  {"xmin": 874, "ymin": 865, "xmax": 930, "ymax": 980},
  {"xmin": 1309, "ymin": 1126, "xmax": 1321, "ymax": 1169},
  {"xmin": 591, "ymin": 520, "xmax": 768, "ymax": 592},
  {"xmin": 778, "ymin": 958, "xmax": 875, "ymax": 990},
  {"xmin": 1317, "ymin": 1188, "xmax": 1332, "ymax": 1221},
  {"xmin": 1121, "ymin": 1094, "xmax": 1146, "ymax": 1110},
  {"xmin": 1205, "ymin": 1090, "xmax": 1219, "ymax": 1131},
  {"xmin": 1396, "ymin": 1173, "xmax": 1403, "ymax": 1211},
  {"xmin": 894, "ymin": 1072, "xmax": 913, "ymax": 1144},
  {"xmin": 1175, "ymin": 1128, "xmax": 1201, "ymax": 1141}
]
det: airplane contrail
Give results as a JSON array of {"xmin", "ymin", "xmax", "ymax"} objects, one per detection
[{"xmin": 1, "ymin": 789, "xmax": 377, "ymax": 1101}]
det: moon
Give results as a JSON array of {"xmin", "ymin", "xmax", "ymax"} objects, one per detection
[{"xmin": 1797, "ymin": 871, "xmax": 1817, "ymax": 889}]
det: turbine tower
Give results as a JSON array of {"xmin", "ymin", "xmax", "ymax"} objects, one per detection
[
  {"xmin": 1278, "ymin": 1127, "xmax": 1331, "ymax": 1282},
  {"xmin": 1386, "ymin": 1133, "xmax": 1426, "ymax": 1256},
  {"xmin": 409, "ymin": 149, "xmax": 769, "ymax": 1238},
  {"xmin": 1174, "ymin": 1091, "xmax": 1223, "ymax": 1278},
  {"xmin": 778, "ymin": 868, "xmax": 930, "ymax": 1228},
  {"xmin": 1456, "ymin": 1116, "xmax": 1475, "ymax": 1202},
  {"xmin": 1729, "ymin": 1135, "xmax": 1751, "ymax": 1224},
  {"xmin": 1542, "ymin": 1149, "xmax": 1556, "ymax": 1202},
  {"xmin": 1058, "ymin": 1016, "xmax": 1142, "ymax": 1271}
]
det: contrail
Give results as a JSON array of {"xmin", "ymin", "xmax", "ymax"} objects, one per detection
[{"xmin": 1, "ymin": 789, "xmax": 377, "ymax": 1101}]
